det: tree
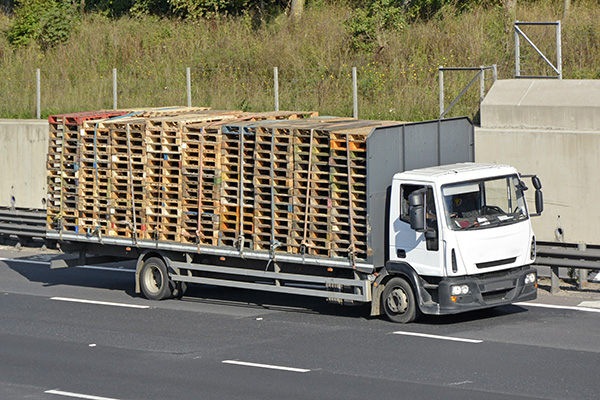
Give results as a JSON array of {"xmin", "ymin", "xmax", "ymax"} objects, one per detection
[{"xmin": 6, "ymin": 0, "xmax": 76, "ymax": 49}]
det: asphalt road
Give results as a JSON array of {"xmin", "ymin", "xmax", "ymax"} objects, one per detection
[{"xmin": 0, "ymin": 245, "xmax": 599, "ymax": 400}]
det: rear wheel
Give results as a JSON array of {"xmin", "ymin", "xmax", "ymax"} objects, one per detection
[
  {"xmin": 140, "ymin": 257, "xmax": 173, "ymax": 300},
  {"xmin": 382, "ymin": 277, "xmax": 420, "ymax": 323}
]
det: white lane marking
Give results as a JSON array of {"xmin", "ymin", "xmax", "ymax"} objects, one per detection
[
  {"xmin": 44, "ymin": 389, "xmax": 119, "ymax": 400},
  {"xmin": 0, "ymin": 258, "xmax": 134, "ymax": 273},
  {"xmin": 447, "ymin": 380, "xmax": 474, "ymax": 386},
  {"xmin": 578, "ymin": 301, "xmax": 600, "ymax": 309},
  {"xmin": 50, "ymin": 297, "xmax": 149, "ymax": 309},
  {"xmin": 222, "ymin": 360, "xmax": 310, "ymax": 373},
  {"xmin": 515, "ymin": 302, "xmax": 600, "ymax": 313},
  {"xmin": 393, "ymin": 331, "xmax": 483, "ymax": 343}
]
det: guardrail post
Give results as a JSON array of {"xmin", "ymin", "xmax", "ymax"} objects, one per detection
[
  {"xmin": 578, "ymin": 242, "xmax": 588, "ymax": 289},
  {"xmin": 550, "ymin": 266, "xmax": 560, "ymax": 293}
]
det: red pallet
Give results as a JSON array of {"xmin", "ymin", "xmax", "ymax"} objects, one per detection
[{"xmin": 48, "ymin": 110, "xmax": 129, "ymax": 126}]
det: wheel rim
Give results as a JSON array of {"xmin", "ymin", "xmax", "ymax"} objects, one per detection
[
  {"xmin": 143, "ymin": 265, "xmax": 163, "ymax": 295},
  {"xmin": 386, "ymin": 287, "xmax": 409, "ymax": 315}
]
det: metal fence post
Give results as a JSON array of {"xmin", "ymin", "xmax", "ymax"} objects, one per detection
[
  {"xmin": 113, "ymin": 68, "xmax": 118, "ymax": 110},
  {"xmin": 274, "ymin": 67, "xmax": 279, "ymax": 112},
  {"xmin": 479, "ymin": 66, "xmax": 485, "ymax": 103},
  {"xmin": 36, "ymin": 69, "xmax": 41, "ymax": 119},
  {"xmin": 556, "ymin": 20, "xmax": 563, "ymax": 79},
  {"xmin": 186, "ymin": 67, "xmax": 192, "ymax": 107},
  {"xmin": 550, "ymin": 266, "xmax": 560, "ymax": 293},
  {"xmin": 352, "ymin": 67, "xmax": 358, "ymax": 119},
  {"xmin": 492, "ymin": 64, "xmax": 498, "ymax": 84},
  {"xmin": 515, "ymin": 22, "xmax": 520, "ymax": 78},
  {"xmin": 439, "ymin": 67, "xmax": 444, "ymax": 118}
]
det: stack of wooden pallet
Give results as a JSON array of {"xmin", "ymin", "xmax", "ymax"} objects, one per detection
[
  {"xmin": 47, "ymin": 108, "xmax": 318, "ymax": 241},
  {"xmin": 47, "ymin": 110, "xmax": 130, "ymax": 234},
  {"xmin": 215, "ymin": 117, "xmax": 391, "ymax": 261}
]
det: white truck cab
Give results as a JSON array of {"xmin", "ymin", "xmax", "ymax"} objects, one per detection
[{"xmin": 379, "ymin": 163, "xmax": 542, "ymax": 322}]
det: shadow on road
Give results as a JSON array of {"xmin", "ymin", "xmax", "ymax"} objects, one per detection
[
  {"xmin": 4, "ymin": 257, "xmax": 138, "ymax": 297},
  {"xmin": 415, "ymin": 304, "xmax": 529, "ymax": 326},
  {"xmin": 3, "ymin": 251, "xmax": 530, "ymax": 325}
]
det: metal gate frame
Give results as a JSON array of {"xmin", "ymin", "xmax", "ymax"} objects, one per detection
[
  {"xmin": 438, "ymin": 65, "xmax": 497, "ymax": 119},
  {"xmin": 515, "ymin": 21, "xmax": 562, "ymax": 79}
]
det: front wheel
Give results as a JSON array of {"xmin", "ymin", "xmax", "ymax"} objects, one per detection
[
  {"xmin": 140, "ymin": 257, "xmax": 173, "ymax": 300},
  {"xmin": 382, "ymin": 277, "xmax": 420, "ymax": 323}
]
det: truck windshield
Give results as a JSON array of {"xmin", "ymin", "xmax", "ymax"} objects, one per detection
[{"xmin": 442, "ymin": 175, "xmax": 527, "ymax": 231}]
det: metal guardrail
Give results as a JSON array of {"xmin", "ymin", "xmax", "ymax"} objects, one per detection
[
  {"xmin": 534, "ymin": 242, "xmax": 600, "ymax": 293},
  {"xmin": 0, "ymin": 207, "xmax": 46, "ymax": 240}
]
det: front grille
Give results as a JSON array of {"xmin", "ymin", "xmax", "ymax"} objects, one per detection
[
  {"xmin": 482, "ymin": 290, "xmax": 509, "ymax": 303},
  {"xmin": 473, "ymin": 266, "xmax": 527, "ymax": 280},
  {"xmin": 476, "ymin": 257, "xmax": 517, "ymax": 269}
]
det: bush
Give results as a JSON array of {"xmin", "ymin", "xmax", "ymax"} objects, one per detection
[{"xmin": 6, "ymin": 0, "xmax": 76, "ymax": 50}]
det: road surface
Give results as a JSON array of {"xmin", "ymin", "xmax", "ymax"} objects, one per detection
[{"xmin": 0, "ymin": 245, "xmax": 599, "ymax": 399}]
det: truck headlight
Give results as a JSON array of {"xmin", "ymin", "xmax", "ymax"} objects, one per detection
[
  {"xmin": 451, "ymin": 285, "xmax": 470, "ymax": 295},
  {"xmin": 524, "ymin": 273, "xmax": 536, "ymax": 285}
]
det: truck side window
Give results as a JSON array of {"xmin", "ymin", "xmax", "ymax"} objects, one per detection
[
  {"xmin": 400, "ymin": 185, "xmax": 437, "ymax": 228},
  {"xmin": 400, "ymin": 184, "xmax": 422, "ymax": 223}
]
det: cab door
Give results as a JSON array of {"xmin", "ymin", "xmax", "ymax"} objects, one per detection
[{"xmin": 390, "ymin": 183, "xmax": 443, "ymax": 277}]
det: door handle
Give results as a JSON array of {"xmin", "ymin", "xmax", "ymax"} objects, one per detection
[{"xmin": 397, "ymin": 249, "xmax": 406, "ymax": 258}]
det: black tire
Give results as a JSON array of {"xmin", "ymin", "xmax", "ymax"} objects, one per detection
[
  {"xmin": 139, "ymin": 257, "xmax": 173, "ymax": 300},
  {"xmin": 382, "ymin": 277, "xmax": 420, "ymax": 323}
]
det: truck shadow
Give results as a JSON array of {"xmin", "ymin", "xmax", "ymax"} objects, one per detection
[
  {"xmin": 4, "ymin": 257, "xmax": 138, "ymax": 297},
  {"xmin": 177, "ymin": 284, "xmax": 373, "ymax": 319},
  {"xmin": 3, "ymin": 254, "xmax": 529, "ymax": 324},
  {"xmin": 415, "ymin": 304, "xmax": 529, "ymax": 325},
  {"xmin": 3, "ymin": 254, "xmax": 371, "ymax": 319}
]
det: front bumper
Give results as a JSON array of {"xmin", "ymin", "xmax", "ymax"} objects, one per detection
[{"xmin": 422, "ymin": 266, "xmax": 537, "ymax": 315}]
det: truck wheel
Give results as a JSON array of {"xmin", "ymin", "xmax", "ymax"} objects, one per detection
[
  {"xmin": 382, "ymin": 277, "xmax": 419, "ymax": 323},
  {"xmin": 140, "ymin": 257, "xmax": 173, "ymax": 300}
]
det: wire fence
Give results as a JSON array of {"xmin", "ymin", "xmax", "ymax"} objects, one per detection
[{"xmin": 0, "ymin": 64, "xmax": 497, "ymax": 122}]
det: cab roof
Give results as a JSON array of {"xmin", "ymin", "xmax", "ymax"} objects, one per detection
[{"xmin": 393, "ymin": 162, "xmax": 517, "ymax": 185}]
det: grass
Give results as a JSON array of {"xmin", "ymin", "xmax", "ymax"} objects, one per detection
[{"xmin": 0, "ymin": 1, "xmax": 599, "ymax": 121}]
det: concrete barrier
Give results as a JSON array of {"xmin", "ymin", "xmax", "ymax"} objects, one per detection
[
  {"xmin": 476, "ymin": 79, "xmax": 600, "ymax": 245},
  {"xmin": 0, "ymin": 119, "xmax": 49, "ymax": 210}
]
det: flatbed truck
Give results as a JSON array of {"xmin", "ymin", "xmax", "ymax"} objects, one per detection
[{"xmin": 46, "ymin": 109, "xmax": 543, "ymax": 322}]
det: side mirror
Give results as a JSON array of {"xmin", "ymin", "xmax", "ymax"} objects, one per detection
[
  {"xmin": 408, "ymin": 190, "xmax": 426, "ymax": 232},
  {"xmin": 532, "ymin": 176, "xmax": 542, "ymax": 190},
  {"xmin": 534, "ymin": 189, "xmax": 543, "ymax": 215}
]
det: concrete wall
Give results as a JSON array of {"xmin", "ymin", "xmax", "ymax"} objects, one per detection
[
  {"xmin": 0, "ymin": 119, "xmax": 49, "ymax": 210},
  {"xmin": 476, "ymin": 79, "xmax": 600, "ymax": 244}
]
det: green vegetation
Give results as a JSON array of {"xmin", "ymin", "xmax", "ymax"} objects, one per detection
[{"xmin": 0, "ymin": 0, "xmax": 599, "ymax": 120}]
